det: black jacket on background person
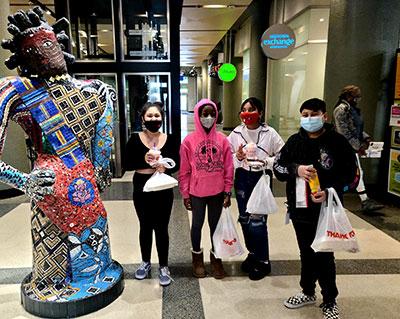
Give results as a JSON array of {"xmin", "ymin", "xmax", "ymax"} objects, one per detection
[{"xmin": 273, "ymin": 123, "xmax": 357, "ymax": 222}]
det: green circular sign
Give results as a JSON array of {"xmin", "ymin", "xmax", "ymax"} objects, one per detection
[{"xmin": 218, "ymin": 63, "xmax": 237, "ymax": 82}]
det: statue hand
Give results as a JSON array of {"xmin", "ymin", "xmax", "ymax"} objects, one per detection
[
  {"xmin": 94, "ymin": 166, "xmax": 112, "ymax": 192},
  {"xmin": 24, "ymin": 169, "xmax": 56, "ymax": 202}
]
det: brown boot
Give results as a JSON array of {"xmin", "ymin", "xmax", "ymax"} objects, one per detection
[
  {"xmin": 210, "ymin": 251, "xmax": 225, "ymax": 279},
  {"xmin": 191, "ymin": 249, "xmax": 206, "ymax": 278}
]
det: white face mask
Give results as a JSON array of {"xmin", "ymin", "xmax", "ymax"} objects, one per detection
[{"xmin": 200, "ymin": 115, "xmax": 215, "ymax": 129}]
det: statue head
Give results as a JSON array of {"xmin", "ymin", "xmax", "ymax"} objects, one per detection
[{"xmin": 1, "ymin": 6, "xmax": 75, "ymax": 78}]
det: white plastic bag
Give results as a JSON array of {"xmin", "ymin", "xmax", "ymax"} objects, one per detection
[
  {"xmin": 143, "ymin": 157, "xmax": 178, "ymax": 192},
  {"xmin": 212, "ymin": 207, "xmax": 244, "ymax": 258},
  {"xmin": 246, "ymin": 174, "xmax": 278, "ymax": 215},
  {"xmin": 311, "ymin": 188, "xmax": 360, "ymax": 253}
]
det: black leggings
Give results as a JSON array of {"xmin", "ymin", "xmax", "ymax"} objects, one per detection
[
  {"xmin": 190, "ymin": 193, "xmax": 224, "ymax": 252},
  {"xmin": 133, "ymin": 172, "xmax": 174, "ymax": 267}
]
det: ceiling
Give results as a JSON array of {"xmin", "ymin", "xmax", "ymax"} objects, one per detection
[
  {"xmin": 180, "ymin": 0, "xmax": 253, "ymax": 66},
  {"xmin": 8, "ymin": 0, "xmax": 253, "ymax": 66}
]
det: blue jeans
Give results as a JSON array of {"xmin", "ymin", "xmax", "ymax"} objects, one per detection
[{"xmin": 234, "ymin": 168, "xmax": 272, "ymax": 262}]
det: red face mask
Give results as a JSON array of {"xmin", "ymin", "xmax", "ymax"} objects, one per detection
[{"xmin": 240, "ymin": 111, "xmax": 259, "ymax": 125}]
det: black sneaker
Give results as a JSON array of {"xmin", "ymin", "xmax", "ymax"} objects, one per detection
[
  {"xmin": 284, "ymin": 292, "xmax": 316, "ymax": 309},
  {"xmin": 248, "ymin": 260, "xmax": 271, "ymax": 281},
  {"xmin": 361, "ymin": 199, "xmax": 384, "ymax": 212},
  {"xmin": 320, "ymin": 302, "xmax": 340, "ymax": 319},
  {"xmin": 241, "ymin": 254, "xmax": 255, "ymax": 273}
]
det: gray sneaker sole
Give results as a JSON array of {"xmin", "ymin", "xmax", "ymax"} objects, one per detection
[
  {"xmin": 284, "ymin": 299, "xmax": 316, "ymax": 309},
  {"xmin": 135, "ymin": 269, "xmax": 151, "ymax": 280}
]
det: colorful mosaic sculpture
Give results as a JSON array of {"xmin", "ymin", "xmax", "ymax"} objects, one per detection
[{"xmin": 0, "ymin": 7, "xmax": 123, "ymax": 318}]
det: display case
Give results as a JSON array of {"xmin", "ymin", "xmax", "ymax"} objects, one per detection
[
  {"xmin": 69, "ymin": 0, "xmax": 115, "ymax": 61},
  {"xmin": 124, "ymin": 73, "xmax": 171, "ymax": 136},
  {"xmin": 121, "ymin": 0, "xmax": 169, "ymax": 61}
]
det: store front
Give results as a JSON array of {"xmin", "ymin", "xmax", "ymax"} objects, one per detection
[{"xmin": 266, "ymin": 7, "xmax": 330, "ymax": 141}]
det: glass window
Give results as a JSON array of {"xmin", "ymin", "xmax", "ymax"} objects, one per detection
[
  {"xmin": 267, "ymin": 8, "xmax": 330, "ymax": 141},
  {"xmin": 69, "ymin": 0, "xmax": 115, "ymax": 60},
  {"xmin": 124, "ymin": 74, "xmax": 170, "ymax": 136},
  {"xmin": 121, "ymin": 0, "xmax": 169, "ymax": 61}
]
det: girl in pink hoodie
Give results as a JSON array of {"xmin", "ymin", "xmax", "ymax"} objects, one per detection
[{"xmin": 179, "ymin": 99, "xmax": 234, "ymax": 279}]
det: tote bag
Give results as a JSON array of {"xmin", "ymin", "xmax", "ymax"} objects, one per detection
[
  {"xmin": 246, "ymin": 173, "xmax": 278, "ymax": 215},
  {"xmin": 311, "ymin": 188, "xmax": 359, "ymax": 253},
  {"xmin": 212, "ymin": 207, "xmax": 244, "ymax": 258}
]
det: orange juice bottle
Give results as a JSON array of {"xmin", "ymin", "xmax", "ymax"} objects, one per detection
[{"xmin": 308, "ymin": 165, "xmax": 320, "ymax": 194}]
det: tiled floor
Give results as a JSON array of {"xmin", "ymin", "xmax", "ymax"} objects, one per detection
[
  {"xmin": 0, "ymin": 113, "xmax": 399, "ymax": 318},
  {"xmin": 0, "ymin": 181, "xmax": 399, "ymax": 318}
]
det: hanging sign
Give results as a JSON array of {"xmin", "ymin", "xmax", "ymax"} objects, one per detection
[
  {"xmin": 218, "ymin": 63, "xmax": 237, "ymax": 82},
  {"xmin": 260, "ymin": 24, "xmax": 296, "ymax": 59}
]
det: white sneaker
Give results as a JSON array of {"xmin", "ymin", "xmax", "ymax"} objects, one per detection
[
  {"xmin": 159, "ymin": 266, "xmax": 173, "ymax": 286},
  {"xmin": 134, "ymin": 262, "xmax": 151, "ymax": 280}
]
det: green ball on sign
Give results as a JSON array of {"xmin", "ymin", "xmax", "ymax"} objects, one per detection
[{"xmin": 218, "ymin": 63, "xmax": 237, "ymax": 82}]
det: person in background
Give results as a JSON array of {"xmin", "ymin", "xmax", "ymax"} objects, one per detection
[
  {"xmin": 333, "ymin": 85, "xmax": 384, "ymax": 213},
  {"xmin": 179, "ymin": 98, "xmax": 234, "ymax": 279},
  {"xmin": 273, "ymin": 98, "xmax": 357, "ymax": 319},
  {"xmin": 125, "ymin": 102, "xmax": 178, "ymax": 286},
  {"xmin": 227, "ymin": 97, "xmax": 284, "ymax": 280}
]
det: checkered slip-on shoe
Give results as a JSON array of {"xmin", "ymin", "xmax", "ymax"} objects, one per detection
[
  {"xmin": 320, "ymin": 302, "xmax": 340, "ymax": 319},
  {"xmin": 284, "ymin": 292, "xmax": 317, "ymax": 309}
]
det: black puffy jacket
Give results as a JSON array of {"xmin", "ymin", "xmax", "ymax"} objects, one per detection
[{"xmin": 273, "ymin": 123, "xmax": 357, "ymax": 221}]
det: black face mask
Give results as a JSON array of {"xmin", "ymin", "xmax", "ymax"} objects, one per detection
[{"xmin": 144, "ymin": 120, "xmax": 162, "ymax": 132}]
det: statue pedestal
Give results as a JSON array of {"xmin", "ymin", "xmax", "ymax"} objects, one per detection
[{"xmin": 21, "ymin": 260, "xmax": 124, "ymax": 318}]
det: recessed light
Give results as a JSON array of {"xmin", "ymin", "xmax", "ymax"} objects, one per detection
[
  {"xmin": 287, "ymin": 58, "xmax": 295, "ymax": 62},
  {"xmin": 203, "ymin": 5, "xmax": 228, "ymax": 9},
  {"xmin": 319, "ymin": 18, "xmax": 325, "ymax": 22}
]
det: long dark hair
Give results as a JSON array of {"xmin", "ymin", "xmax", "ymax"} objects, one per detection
[{"xmin": 240, "ymin": 97, "xmax": 264, "ymax": 113}]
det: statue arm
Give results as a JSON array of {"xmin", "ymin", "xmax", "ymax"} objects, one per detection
[
  {"xmin": 92, "ymin": 87, "xmax": 114, "ymax": 192},
  {"xmin": 0, "ymin": 78, "xmax": 27, "ymax": 189},
  {"xmin": 0, "ymin": 78, "xmax": 55, "ymax": 200}
]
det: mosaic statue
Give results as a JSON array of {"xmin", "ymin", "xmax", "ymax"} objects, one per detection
[{"xmin": 0, "ymin": 7, "xmax": 123, "ymax": 317}]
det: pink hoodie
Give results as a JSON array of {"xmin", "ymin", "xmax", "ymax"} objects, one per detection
[{"xmin": 179, "ymin": 99, "xmax": 234, "ymax": 198}]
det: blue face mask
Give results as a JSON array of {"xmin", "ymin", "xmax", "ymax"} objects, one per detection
[{"xmin": 300, "ymin": 116, "xmax": 324, "ymax": 133}]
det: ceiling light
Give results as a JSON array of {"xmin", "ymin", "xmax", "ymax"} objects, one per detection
[
  {"xmin": 302, "ymin": 52, "xmax": 308, "ymax": 55},
  {"xmin": 319, "ymin": 18, "xmax": 325, "ymax": 22},
  {"xmin": 287, "ymin": 58, "xmax": 295, "ymax": 62},
  {"xmin": 203, "ymin": 5, "xmax": 228, "ymax": 9},
  {"xmin": 308, "ymin": 39, "xmax": 328, "ymax": 43}
]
